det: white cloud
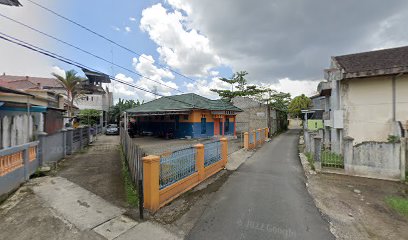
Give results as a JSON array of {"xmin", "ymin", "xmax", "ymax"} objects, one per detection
[
  {"xmin": 140, "ymin": 3, "xmax": 220, "ymax": 77},
  {"xmin": 184, "ymin": 77, "xmax": 231, "ymax": 99},
  {"xmin": 264, "ymin": 78, "xmax": 320, "ymax": 98},
  {"xmin": 112, "ymin": 26, "xmax": 121, "ymax": 31},
  {"xmin": 125, "ymin": 26, "xmax": 131, "ymax": 32},
  {"xmin": 129, "ymin": 17, "xmax": 137, "ymax": 22},
  {"xmin": 107, "ymin": 54, "xmax": 179, "ymax": 103},
  {"xmin": 51, "ymin": 66, "xmax": 66, "ymax": 78},
  {"xmin": 0, "ymin": 1, "xmax": 59, "ymax": 77}
]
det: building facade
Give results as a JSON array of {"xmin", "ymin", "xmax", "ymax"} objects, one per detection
[
  {"xmin": 126, "ymin": 93, "xmax": 241, "ymax": 139},
  {"xmin": 318, "ymin": 46, "xmax": 408, "ymax": 153},
  {"xmin": 232, "ymin": 96, "xmax": 288, "ymax": 136}
]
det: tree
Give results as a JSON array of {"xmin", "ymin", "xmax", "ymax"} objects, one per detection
[
  {"xmin": 288, "ymin": 94, "xmax": 311, "ymax": 118},
  {"xmin": 77, "ymin": 109, "xmax": 101, "ymax": 125},
  {"xmin": 265, "ymin": 90, "xmax": 291, "ymax": 112},
  {"xmin": 52, "ymin": 69, "xmax": 85, "ymax": 117},
  {"xmin": 108, "ymin": 98, "xmax": 142, "ymax": 123},
  {"xmin": 211, "ymin": 71, "xmax": 266, "ymax": 101}
]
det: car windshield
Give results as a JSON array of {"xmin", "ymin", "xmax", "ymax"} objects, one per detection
[{"xmin": 108, "ymin": 124, "xmax": 118, "ymax": 128}]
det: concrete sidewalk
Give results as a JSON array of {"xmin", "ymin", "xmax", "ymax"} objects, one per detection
[
  {"xmin": 0, "ymin": 134, "xmax": 181, "ymax": 240},
  {"xmin": 0, "ymin": 176, "xmax": 180, "ymax": 240}
]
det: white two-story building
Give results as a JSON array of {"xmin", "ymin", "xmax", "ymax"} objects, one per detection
[{"xmin": 318, "ymin": 46, "xmax": 408, "ymax": 154}]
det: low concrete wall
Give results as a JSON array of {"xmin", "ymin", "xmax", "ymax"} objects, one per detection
[
  {"xmin": 346, "ymin": 142, "xmax": 401, "ymax": 180},
  {"xmin": 39, "ymin": 131, "xmax": 65, "ymax": 164},
  {"xmin": 0, "ymin": 141, "xmax": 39, "ymax": 199}
]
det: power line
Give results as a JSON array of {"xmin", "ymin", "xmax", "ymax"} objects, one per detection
[
  {"xmin": 0, "ymin": 12, "xmax": 183, "ymax": 94},
  {"xmin": 0, "ymin": 31, "xmax": 198, "ymax": 108},
  {"xmin": 26, "ymin": 0, "xmax": 201, "ymax": 85}
]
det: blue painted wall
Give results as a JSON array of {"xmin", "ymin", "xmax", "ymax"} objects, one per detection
[{"xmin": 137, "ymin": 122, "xmax": 214, "ymax": 138}]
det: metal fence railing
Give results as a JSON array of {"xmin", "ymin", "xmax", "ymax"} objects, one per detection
[
  {"xmin": 73, "ymin": 129, "xmax": 81, "ymax": 143},
  {"xmin": 321, "ymin": 149, "xmax": 344, "ymax": 168},
  {"xmin": 204, "ymin": 141, "xmax": 221, "ymax": 167},
  {"xmin": 160, "ymin": 147, "xmax": 196, "ymax": 189},
  {"xmin": 82, "ymin": 127, "xmax": 89, "ymax": 138}
]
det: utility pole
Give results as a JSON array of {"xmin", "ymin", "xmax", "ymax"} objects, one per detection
[{"xmin": 266, "ymin": 90, "xmax": 272, "ymax": 137}]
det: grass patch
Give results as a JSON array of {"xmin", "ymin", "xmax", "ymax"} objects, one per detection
[
  {"xmin": 119, "ymin": 146, "xmax": 139, "ymax": 207},
  {"xmin": 305, "ymin": 152, "xmax": 315, "ymax": 171},
  {"xmin": 385, "ymin": 196, "xmax": 408, "ymax": 218}
]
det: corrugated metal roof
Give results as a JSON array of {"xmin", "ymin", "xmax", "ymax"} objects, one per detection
[{"xmin": 126, "ymin": 93, "xmax": 242, "ymax": 113}]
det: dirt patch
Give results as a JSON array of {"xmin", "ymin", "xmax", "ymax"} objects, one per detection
[
  {"xmin": 56, "ymin": 135, "xmax": 129, "ymax": 209},
  {"xmin": 150, "ymin": 170, "xmax": 231, "ymax": 235},
  {"xmin": 300, "ymin": 153, "xmax": 408, "ymax": 240}
]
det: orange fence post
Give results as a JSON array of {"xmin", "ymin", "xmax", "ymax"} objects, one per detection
[
  {"xmin": 244, "ymin": 132, "xmax": 249, "ymax": 150},
  {"xmin": 252, "ymin": 130, "xmax": 256, "ymax": 149},
  {"xmin": 195, "ymin": 144, "xmax": 205, "ymax": 181},
  {"xmin": 143, "ymin": 155, "xmax": 160, "ymax": 212},
  {"xmin": 265, "ymin": 128, "xmax": 269, "ymax": 139},
  {"xmin": 220, "ymin": 138, "xmax": 228, "ymax": 167},
  {"xmin": 257, "ymin": 129, "xmax": 261, "ymax": 145}
]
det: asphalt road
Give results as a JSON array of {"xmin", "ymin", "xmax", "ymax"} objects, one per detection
[{"xmin": 187, "ymin": 130, "xmax": 334, "ymax": 240}]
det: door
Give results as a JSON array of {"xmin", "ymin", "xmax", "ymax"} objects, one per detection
[{"xmin": 201, "ymin": 118, "xmax": 206, "ymax": 134}]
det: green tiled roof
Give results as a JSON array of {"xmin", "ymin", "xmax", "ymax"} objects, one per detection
[{"xmin": 126, "ymin": 93, "xmax": 242, "ymax": 113}]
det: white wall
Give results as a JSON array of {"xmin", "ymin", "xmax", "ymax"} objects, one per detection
[{"xmin": 341, "ymin": 75, "xmax": 408, "ymax": 144}]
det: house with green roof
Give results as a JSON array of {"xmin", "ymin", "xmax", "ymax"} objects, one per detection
[{"xmin": 125, "ymin": 93, "xmax": 242, "ymax": 138}]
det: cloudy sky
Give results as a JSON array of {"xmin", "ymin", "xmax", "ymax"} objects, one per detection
[{"xmin": 1, "ymin": 0, "xmax": 408, "ymax": 102}]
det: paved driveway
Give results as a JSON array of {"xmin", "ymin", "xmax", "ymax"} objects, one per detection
[{"xmin": 187, "ymin": 130, "xmax": 334, "ymax": 240}]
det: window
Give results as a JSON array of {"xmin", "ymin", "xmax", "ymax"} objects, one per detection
[{"xmin": 184, "ymin": 115, "xmax": 189, "ymax": 120}]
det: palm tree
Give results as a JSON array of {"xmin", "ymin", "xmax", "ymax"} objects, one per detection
[{"xmin": 52, "ymin": 69, "xmax": 84, "ymax": 117}]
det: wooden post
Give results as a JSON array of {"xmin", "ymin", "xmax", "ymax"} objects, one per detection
[
  {"xmin": 143, "ymin": 155, "xmax": 160, "ymax": 212},
  {"xmin": 244, "ymin": 132, "xmax": 249, "ymax": 150},
  {"xmin": 195, "ymin": 144, "xmax": 205, "ymax": 181},
  {"xmin": 220, "ymin": 138, "xmax": 228, "ymax": 167},
  {"xmin": 265, "ymin": 128, "xmax": 269, "ymax": 139}
]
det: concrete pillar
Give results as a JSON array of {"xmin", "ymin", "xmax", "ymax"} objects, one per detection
[
  {"xmin": 318, "ymin": 129, "xmax": 324, "ymax": 138},
  {"xmin": 65, "ymin": 128, "xmax": 73, "ymax": 155},
  {"xmin": 252, "ymin": 130, "xmax": 256, "ymax": 149},
  {"xmin": 400, "ymin": 138, "xmax": 406, "ymax": 181},
  {"xmin": 309, "ymin": 131, "xmax": 316, "ymax": 155},
  {"xmin": 143, "ymin": 155, "xmax": 160, "ymax": 212},
  {"xmin": 314, "ymin": 136, "xmax": 322, "ymax": 171},
  {"xmin": 79, "ymin": 127, "xmax": 83, "ymax": 150},
  {"xmin": 220, "ymin": 138, "xmax": 228, "ymax": 167},
  {"xmin": 23, "ymin": 146, "xmax": 30, "ymax": 180},
  {"xmin": 195, "ymin": 144, "xmax": 205, "ymax": 181},
  {"xmin": 343, "ymin": 136, "xmax": 354, "ymax": 174},
  {"xmin": 61, "ymin": 129, "xmax": 67, "ymax": 158},
  {"xmin": 244, "ymin": 132, "xmax": 249, "ymax": 150},
  {"xmin": 304, "ymin": 131, "xmax": 310, "ymax": 153},
  {"xmin": 37, "ymin": 132, "xmax": 48, "ymax": 166}
]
